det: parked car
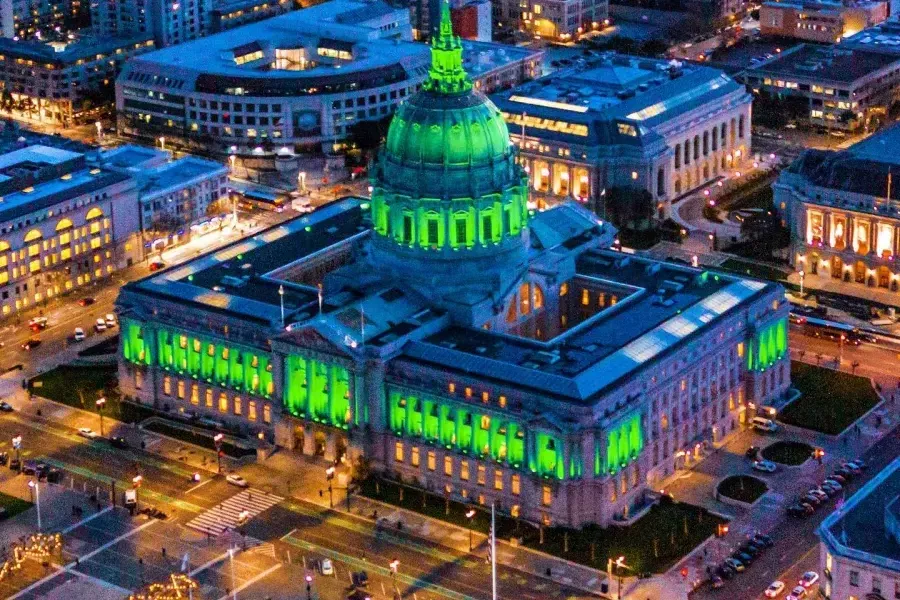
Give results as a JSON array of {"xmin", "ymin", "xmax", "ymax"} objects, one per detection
[
  {"xmin": 94, "ymin": 318, "xmax": 107, "ymax": 332},
  {"xmin": 77, "ymin": 427, "xmax": 99, "ymax": 440},
  {"xmin": 745, "ymin": 446, "xmax": 760, "ymax": 460},
  {"xmin": 739, "ymin": 542, "xmax": 761, "ymax": 557},
  {"xmin": 836, "ymin": 467, "xmax": 855, "ymax": 479},
  {"xmin": 753, "ymin": 533, "xmax": 774, "ymax": 548},
  {"xmin": 105, "ymin": 313, "xmax": 116, "ymax": 328},
  {"xmin": 788, "ymin": 503, "xmax": 813, "ymax": 518},
  {"xmin": 717, "ymin": 565, "xmax": 735, "ymax": 580},
  {"xmin": 149, "ymin": 260, "xmax": 166, "ymax": 272},
  {"xmin": 28, "ymin": 317, "xmax": 48, "ymax": 332},
  {"xmin": 799, "ymin": 571, "xmax": 819, "ymax": 588},
  {"xmin": 21, "ymin": 460, "xmax": 38, "ymax": 475},
  {"xmin": 734, "ymin": 551, "xmax": 754, "ymax": 565},
  {"xmin": 226, "ymin": 474, "xmax": 248, "ymax": 488},
  {"xmin": 0, "ymin": 452, "xmax": 8, "ymax": 466},
  {"xmin": 752, "ymin": 417, "xmax": 779, "ymax": 432},
  {"xmin": 807, "ymin": 488, "xmax": 828, "ymax": 502},
  {"xmin": 801, "ymin": 493, "xmax": 822, "ymax": 506},
  {"xmin": 826, "ymin": 473, "xmax": 847, "ymax": 485},
  {"xmin": 8, "ymin": 457, "xmax": 20, "ymax": 471},
  {"xmin": 847, "ymin": 459, "xmax": 867, "ymax": 471},
  {"xmin": 711, "ymin": 574, "xmax": 724, "ymax": 588},
  {"xmin": 753, "ymin": 460, "xmax": 778, "ymax": 473},
  {"xmin": 724, "ymin": 558, "xmax": 745, "ymax": 572},
  {"xmin": 21, "ymin": 338, "xmax": 41, "ymax": 351},
  {"xmin": 765, "ymin": 580, "xmax": 786, "ymax": 597},
  {"xmin": 73, "ymin": 327, "xmax": 86, "ymax": 342},
  {"xmin": 78, "ymin": 297, "xmax": 95, "ymax": 307},
  {"xmin": 0, "ymin": 401, "xmax": 13, "ymax": 412},
  {"xmin": 840, "ymin": 462, "xmax": 861, "ymax": 475},
  {"xmin": 108, "ymin": 436, "xmax": 128, "ymax": 449},
  {"xmin": 819, "ymin": 482, "xmax": 839, "ymax": 496},
  {"xmin": 786, "ymin": 585, "xmax": 808, "ymax": 600}
]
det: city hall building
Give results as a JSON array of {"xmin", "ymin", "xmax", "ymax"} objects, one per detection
[{"xmin": 116, "ymin": 11, "xmax": 789, "ymax": 528}]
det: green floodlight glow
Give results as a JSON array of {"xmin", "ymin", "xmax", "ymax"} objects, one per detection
[
  {"xmin": 360, "ymin": 202, "xmax": 370, "ymax": 210},
  {"xmin": 422, "ymin": 0, "xmax": 472, "ymax": 95},
  {"xmin": 304, "ymin": 226, "xmax": 312, "ymax": 232}
]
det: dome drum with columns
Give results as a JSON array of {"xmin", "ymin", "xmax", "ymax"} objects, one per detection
[{"xmin": 369, "ymin": 1, "xmax": 529, "ymax": 261}]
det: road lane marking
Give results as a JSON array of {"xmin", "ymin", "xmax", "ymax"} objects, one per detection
[
  {"xmin": 214, "ymin": 563, "xmax": 282, "ymax": 600},
  {"xmin": 69, "ymin": 567, "xmax": 133, "ymax": 596},
  {"xmin": 61, "ymin": 505, "xmax": 113, "ymax": 534},
  {"xmin": 188, "ymin": 551, "xmax": 231, "ymax": 577},
  {"xmin": 186, "ymin": 478, "xmax": 212, "ymax": 494},
  {"xmin": 7, "ymin": 519, "xmax": 157, "ymax": 599}
]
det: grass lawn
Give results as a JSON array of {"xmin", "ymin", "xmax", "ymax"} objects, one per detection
[
  {"xmin": 717, "ymin": 476, "xmax": 768, "ymax": 504},
  {"xmin": 761, "ymin": 441, "xmax": 814, "ymax": 466},
  {"xmin": 143, "ymin": 421, "xmax": 256, "ymax": 458},
  {"xmin": 29, "ymin": 365, "xmax": 155, "ymax": 424},
  {"xmin": 360, "ymin": 477, "xmax": 723, "ymax": 573},
  {"xmin": 718, "ymin": 258, "xmax": 788, "ymax": 283},
  {"xmin": 780, "ymin": 362, "xmax": 881, "ymax": 435},
  {"xmin": 0, "ymin": 491, "xmax": 31, "ymax": 520}
]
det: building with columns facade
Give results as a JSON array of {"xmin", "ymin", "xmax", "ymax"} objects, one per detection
[
  {"xmin": 491, "ymin": 54, "xmax": 753, "ymax": 217},
  {"xmin": 115, "ymin": 12, "xmax": 789, "ymax": 529},
  {"xmin": 776, "ymin": 124, "xmax": 900, "ymax": 293}
]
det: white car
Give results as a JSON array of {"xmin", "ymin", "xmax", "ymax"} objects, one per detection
[
  {"xmin": 94, "ymin": 318, "xmax": 107, "ymax": 332},
  {"xmin": 73, "ymin": 327, "xmax": 85, "ymax": 342},
  {"xmin": 321, "ymin": 558, "xmax": 334, "ymax": 576},
  {"xmin": 799, "ymin": 571, "xmax": 819, "ymax": 588},
  {"xmin": 786, "ymin": 585, "xmax": 808, "ymax": 600},
  {"xmin": 753, "ymin": 460, "xmax": 778, "ymax": 473},
  {"xmin": 226, "ymin": 474, "xmax": 248, "ymax": 488},
  {"xmin": 105, "ymin": 313, "xmax": 116, "ymax": 328},
  {"xmin": 78, "ymin": 427, "xmax": 99, "ymax": 439},
  {"xmin": 765, "ymin": 580, "xmax": 786, "ymax": 597}
]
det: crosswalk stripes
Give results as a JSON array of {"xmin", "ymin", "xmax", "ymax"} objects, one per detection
[
  {"xmin": 186, "ymin": 488, "xmax": 283, "ymax": 536},
  {"xmin": 244, "ymin": 541, "xmax": 277, "ymax": 558}
]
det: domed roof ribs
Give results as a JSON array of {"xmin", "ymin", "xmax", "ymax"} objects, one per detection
[{"xmin": 423, "ymin": 0, "xmax": 472, "ymax": 96}]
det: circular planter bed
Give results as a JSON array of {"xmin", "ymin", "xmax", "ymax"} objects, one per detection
[
  {"xmin": 717, "ymin": 475, "xmax": 768, "ymax": 505},
  {"xmin": 761, "ymin": 441, "xmax": 813, "ymax": 466}
]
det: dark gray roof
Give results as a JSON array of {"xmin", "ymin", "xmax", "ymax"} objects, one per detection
[{"xmin": 749, "ymin": 43, "xmax": 900, "ymax": 84}]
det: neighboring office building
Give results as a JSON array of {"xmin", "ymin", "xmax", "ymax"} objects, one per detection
[
  {"xmin": 759, "ymin": 0, "xmax": 887, "ymax": 43},
  {"xmin": 776, "ymin": 124, "xmax": 900, "ymax": 295},
  {"xmin": 0, "ymin": 144, "xmax": 142, "ymax": 317},
  {"xmin": 91, "ymin": 0, "xmax": 213, "ymax": 48},
  {"xmin": 0, "ymin": 0, "xmax": 89, "ymax": 39},
  {"xmin": 450, "ymin": 0, "xmax": 491, "ymax": 40},
  {"xmin": 491, "ymin": 54, "xmax": 752, "ymax": 216},
  {"xmin": 463, "ymin": 40, "xmax": 543, "ymax": 93},
  {"xmin": 843, "ymin": 17, "xmax": 900, "ymax": 54},
  {"xmin": 101, "ymin": 144, "xmax": 229, "ymax": 253},
  {"xmin": 116, "ymin": 0, "xmax": 540, "ymax": 153},
  {"xmin": 208, "ymin": 0, "xmax": 294, "ymax": 32},
  {"xmin": 0, "ymin": 33, "xmax": 155, "ymax": 127},
  {"xmin": 493, "ymin": 0, "xmax": 608, "ymax": 41},
  {"xmin": 116, "ymin": 11, "xmax": 790, "ymax": 530},
  {"xmin": 818, "ymin": 456, "xmax": 900, "ymax": 600},
  {"xmin": 742, "ymin": 44, "xmax": 900, "ymax": 131}
]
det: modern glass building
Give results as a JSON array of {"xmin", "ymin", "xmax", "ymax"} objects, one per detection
[{"xmin": 116, "ymin": 7, "xmax": 789, "ymax": 527}]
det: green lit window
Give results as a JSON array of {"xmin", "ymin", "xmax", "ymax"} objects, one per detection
[
  {"xmin": 427, "ymin": 219, "xmax": 439, "ymax": 245},
  {"xmin": 453, "ymin": 213, "xmax": 468, "ymax": 248},
  {"xmin": 402, "ymin": 214, "xmax": 413, "ymax": 244},
  {"xmin": 482, "ymin": 214, "xmax": 492, "ymax": 242},
  {"xmin": 193, "ymin": 339, "xmax": 201, "ymax": 352}
]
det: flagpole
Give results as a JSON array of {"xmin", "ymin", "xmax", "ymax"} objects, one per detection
[{"xmin": 491, "ymin": 502, "xmax": 497, "ymax": 600}]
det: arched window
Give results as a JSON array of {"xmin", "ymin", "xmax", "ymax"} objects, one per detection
[
  {"xmin": 85, "ymin": 207, "xmax": 104, "ymax": 220},
  {"xmin": 674, "ymin": 145, "xmax": 681, "ymax": 169},
  {"xmin": 657, "ymin": 168, "xmax": 665, "ymax": 197},
  {"xmin": 451, "ymin": 211, "xmax": 471, "ymax": 249},
  {"xmin": 55, "ymin": 218, "xmax": 73, "ymax": 232},
  {"xmin": 702, "ymin": 132, "xmax": 709, "ymax": 156},
  {"xmin": 738, "ymin": 115, "xmax": 745, "ymax": 138},
  {"xmin": 23, "ymin": 229, "xmax": 42, "ymax": 243},
  {"xmin": 532, "ymin": 284, "xmax": 544, "ymax": 311}
]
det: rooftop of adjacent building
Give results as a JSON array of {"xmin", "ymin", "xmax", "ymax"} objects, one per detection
[
  {"xmin": 0, "ymin": 31, "xmax": 153, "ymax": 64},
  {"xmin": 491, "ymin": 52, "xmax": 745, "ymax": 145},
  {"xmin": 99, "ymin": 145, "xmax": 169, "ymax": 172},
  {"xmin": 460, "ymin": 39, "xmax": 544, "ymax": 78},
  {"xmin": 123, "ymin": 0, "xmax": 427, "ymax": 79},
  {"xmin": 122, "ymin": 197, "xmax": 775, "ymax": 403},
  {"xmin": 748, "ymin": 43, "xmax": 900, "ymax": 84},
  {"xmin": 762, "ymin": 0, "xmax": 886, "ymax": 13},
  {"xmin": 782, "ymin": 122, "xmax": 900, "ymax": 201},
  {"xmin": 819, "ymin": 456, "xmax": 900, "ymax": 571},
  {"xmin": 137, "ymin": 156, "xmax": 229, "ymax": 200},
  {"xmin": 0, "ymin": 144, "xmax": 129, "ymax": 223},
  {"xmin": 842, "ymin": 17, "xmax": 900, "ymax": 54}
]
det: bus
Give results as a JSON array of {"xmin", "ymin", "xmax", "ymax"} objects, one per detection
[
  {"xmin": 790, "ymin": 314, "xmax": 867, "ymax": 345},
  {"xmin": 235, "ymin": 189, "xmax": 285, "ymax": 212}
]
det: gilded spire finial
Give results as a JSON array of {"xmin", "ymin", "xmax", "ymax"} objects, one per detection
[{"xmin": 423, "ymin": 0, "xmax": 472, "ymax": 95}]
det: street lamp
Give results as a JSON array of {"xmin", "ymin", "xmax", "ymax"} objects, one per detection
[
  {"xmin": 96, "ymin": 397, "xmax": 106, "ymax": 437},
  {"xmin": 799, "ymin": 269, "xmax": 805, "ymax": 297},
  {"xmin": 389, "ymin": 558, "xmax": 400, "ymax": 598},
  {"xmin": 28, "ymin": 480, "xmax": 40, "ymax": 531},
  {"xmin": 12, "ymin": 435, "xmax": 21, "ymax": 472},
  {"xmin": 305, "ymin": 574, "xmax": 313, "ymax": 600},
  {"xmin": 466, "ymin": 509, "xmax": 476, "ymax": 551},
  {"xmin": 278, "ymin": 285, "xmax": 285, "ymax": 328},
  {"xmin": 214, "ymin": 434, "xmax": 224, "ymax": 473},
  {"xmin": 158, "ymin": 136, "xmax": 166, "ymax": 151},
  {"xmin": 607, "ymin": 556, "xmax": 629, "ymax": 600},
  {"xmin": 132, "ymin": 474, "xmax": 142, "ymax": 513},
  {"xmin": 228, "ymin": 547, "xmax": 237, "ymax": 600},
  {"xmin": 325, "ymin": 465, "xmax": 335, "ymax": 508}
]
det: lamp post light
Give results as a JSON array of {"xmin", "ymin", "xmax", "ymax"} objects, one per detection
[
  {"xmin": 278, "ymin": 285, "xmax": 285, "ymax": 328},
  {"xmin": 96, "ymin": 397, "xmax": 106, "ymax": 437},
  {"xmin": 12, "ymin": 435, "xmax": 21, "ymax": 471},
  {"xmin": 607, "ymin": 556, "xmax": 629, "ymax": 600},
  {"xmin": 214, "ymin": 434, "xmax": 224, "ymax": 473},
  {"xmin": 158, "ymin": 136, "xmax": 166, "ymax": 151},
  {"xmin": 466, "ymin": 509, "xmax": 476, "ymax": 551},
  {"xmin": 325, "ymin": 465, "xmax": 335, "ymax": 508},
  {"xmin": 28, "ymin": 479, "xmax": 40, "ymax": 531},
  {"xmin": 132, "ymin": 474, "xmax": 142, "ymax": 513},
  {"xmin": 305, "ymin": 574, "xmax": 313, "ymax": 600},
  {"xmin": 389, "ymin": 558, "xmax": 400, "ymax": 598},
  {"xmin": 228, "ymin": 547, "xmax": 237, "ymax": 600},
  {"xmin": 799, "ymin": 269, "xmax": 805, "ymax": 297}
]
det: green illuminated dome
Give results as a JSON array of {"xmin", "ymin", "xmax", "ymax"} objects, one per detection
[{"xmin": 369, "ymin": 1, "xmax": 528, "ymax": 262}]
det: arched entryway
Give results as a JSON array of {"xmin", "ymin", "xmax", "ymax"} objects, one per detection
[
  {"xmin": 878, "ymin": 266, "xmax": 891, "ymax": 288},
  {"xmin": 831, "ymin": 256, "xmax": 842, "ymax": 279},
  {"xmin": 855, "ymin": 261, "xmax": 867, "ymax": 284}
]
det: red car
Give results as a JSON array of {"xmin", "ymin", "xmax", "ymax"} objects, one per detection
[{"xmin": 78, "ymin": 297, "xmax": 95, "ymax": 307}]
